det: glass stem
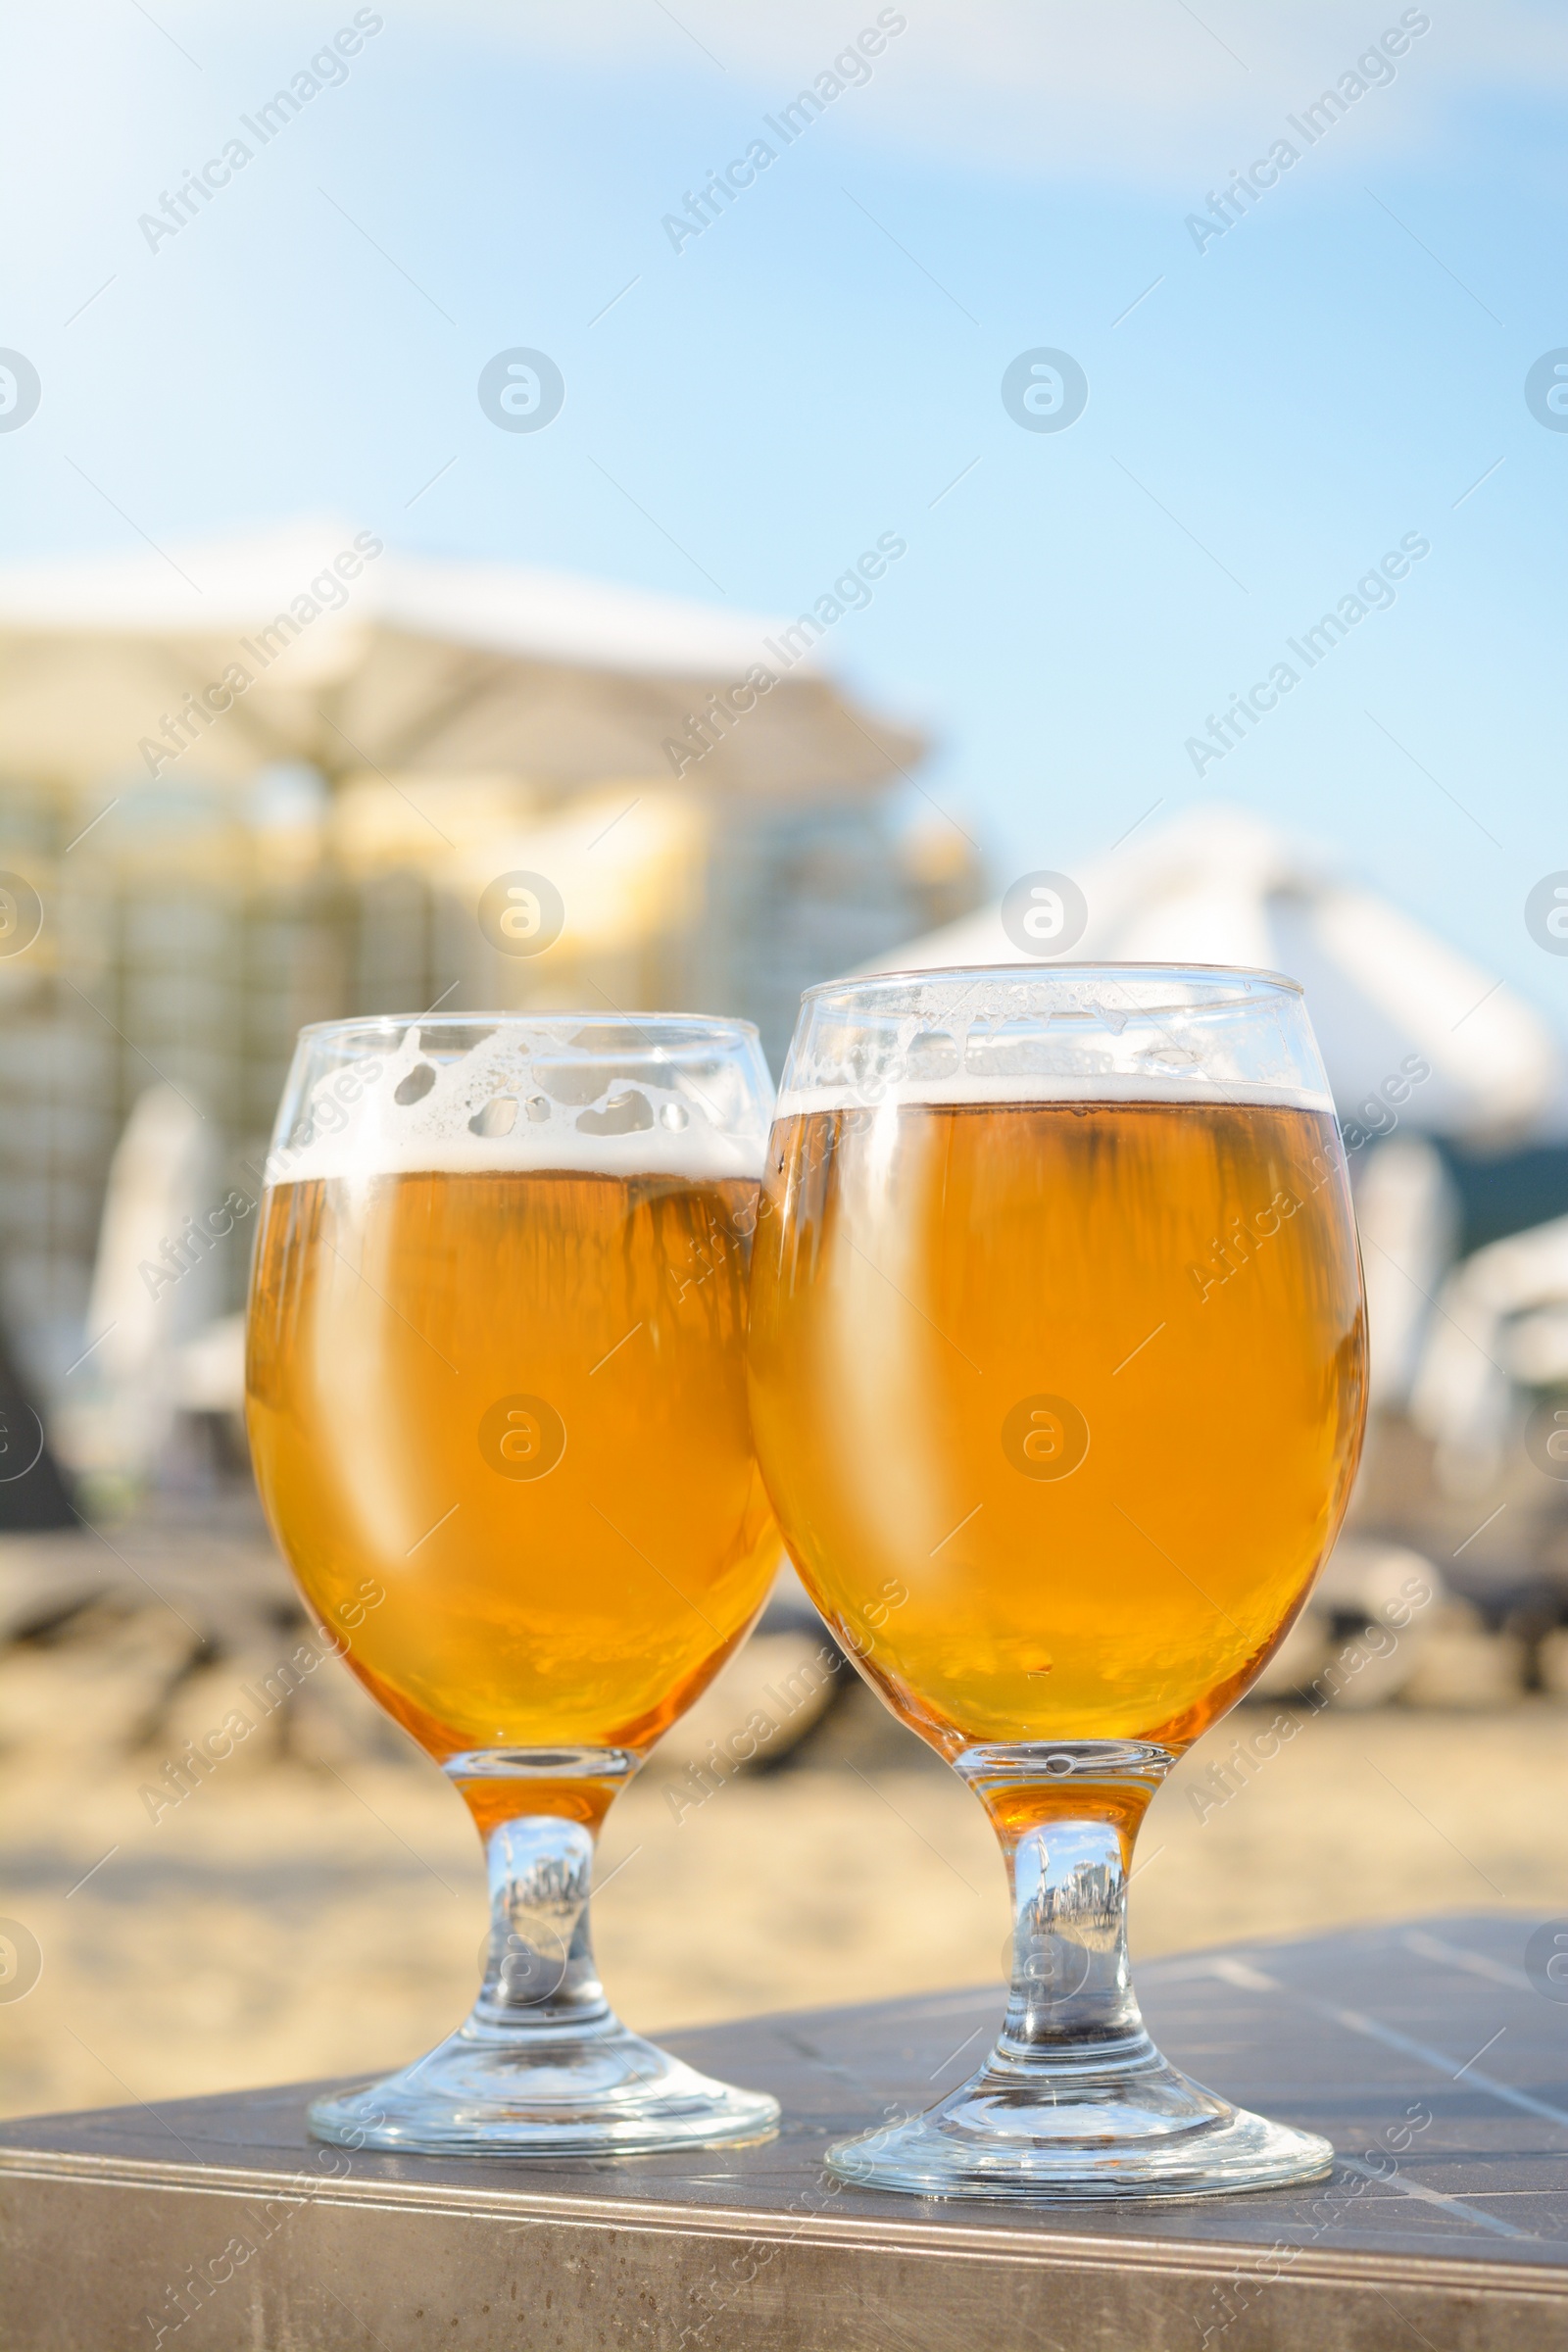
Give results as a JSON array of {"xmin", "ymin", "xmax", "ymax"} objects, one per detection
[
  {"xmin": 445, "ymin": 1746, "xmax": 637, "ymax": 2041},
  {"xmin": 308, "ymin": 1740, "xmax": 782, "ymax": 2152},
  {"xmin": 469, "ymin": 1811, "xmax": 609, "ymax": 2034},
  {"xmin": 822, "ymin": 1734, "xmax": 1324, "ymax": 2192},
  {"xmin": 956, "ymin": 1740, "xmax": 1174, "ymax": 2068}
]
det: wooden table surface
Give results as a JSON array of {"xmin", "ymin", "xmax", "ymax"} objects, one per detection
[{"xmin": 3, "ymin": 1912, "xmax": 1566, "ymax": 2350}]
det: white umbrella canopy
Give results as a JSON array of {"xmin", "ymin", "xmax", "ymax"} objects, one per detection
[
  {"xmin": 866, "ymin": 804, "xmax": 1562, "ymax": 1145},
  {"xmin": 1409, "ymin": 1213, "xmax": 1568, "ymax": 1476},
  {"xmin": 0, "ymin": 518, "xmax": 920, "ymax": 801}
]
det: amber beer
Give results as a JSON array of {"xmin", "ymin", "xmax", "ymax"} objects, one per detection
[
  {"xmin": 747, "ymin": 1097, "xmax": 1366, "ymax": 1753},
  {"xmin": 247, "ymin": 1168, "xmax": 778, "ymax": 1760}
]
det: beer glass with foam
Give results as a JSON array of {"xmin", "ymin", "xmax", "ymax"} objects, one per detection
[
  {"xmin": 247, "ymin": 1014, "xmax": 781, "ymax": 2154},
  {"xmin": 747, "ymin": 965, "xmax": 1366, "ymax": 2199}
]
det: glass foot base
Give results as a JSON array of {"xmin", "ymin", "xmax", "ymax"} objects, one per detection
[
  {"xmin": 827, "ymin": 2038, "xmax": 1333, "ymax": 2203},
  {"xmin": 309, "ymin": 2015, "xmax": 781, "ymax": 2158}
]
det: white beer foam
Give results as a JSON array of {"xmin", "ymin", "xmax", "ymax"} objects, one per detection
[
  {"xmin": 268, "ymin": 1025, "xmax": 768, "ymax": 1188},
  {"xmin": 780, "ymin": 974, "xmax": 1336, "ymax": 1120},
  {"xmin": 777, "ymin": 1073, "xmax": 1334, "ymax": 1116}
]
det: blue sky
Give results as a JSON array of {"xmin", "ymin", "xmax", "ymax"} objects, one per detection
[{"xmin": 3, "ymin": 0, "xmax": 1567, "ymax": 1021}]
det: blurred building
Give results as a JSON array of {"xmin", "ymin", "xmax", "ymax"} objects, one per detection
[{"xmin": 0, "ymin": 521, "xmax": 979, "ymax": 1406}]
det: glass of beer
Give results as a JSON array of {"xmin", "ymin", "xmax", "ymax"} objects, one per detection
[
  {"xmin": 747, "ymin": 965, "xmax": 1367, "ymax": 2199},
  {"xmin": 246, "ymin": 1013, "xmax": 782, "ymax": 2154}
]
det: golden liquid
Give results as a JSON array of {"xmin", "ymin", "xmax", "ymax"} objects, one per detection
[
  {"xmin": 246, "ymin": 1170, "xmax": 779, "ymax": 1761},
  {"xmin": 747, "ymin": 1102, "xmax": 1366, "ymax": 1754}
]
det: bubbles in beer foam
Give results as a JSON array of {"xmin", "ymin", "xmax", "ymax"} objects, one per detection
[
  {"xmin": 966, "ymin": 1020, "xmax": 1117, "ymax": 1086},
  {"xmin": 906, "ymin": 1029, "xmax": 959, "ymax": 1080},
  {"xmin": 395, "ymin": 1063, "xmax": 438, "ymax": 1105},
  {"xmin": 269, "ymin": 1021, "xmax": 766, "ymax": 1187},
  {"xmin": 577, "ymin": 1087, "xmax": 654, "ymax": 1137}
]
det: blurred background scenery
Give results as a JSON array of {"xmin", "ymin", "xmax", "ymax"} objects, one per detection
[{"xmin": 3, "ymin": 0, "xmax": 1568, "ymax": 2118}]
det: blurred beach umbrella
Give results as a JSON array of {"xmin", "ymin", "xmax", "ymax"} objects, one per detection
[
  {"xmin": 51, "ymin": 1085, "xmax": 223, "ymax": 1484},
  {"xmin": 0, "ymin": 518, "xmax": 918, "ymax": 801},
  {"xmin": 1351, "ymin": 1136, "xmax": 1460, "ymax": 1412},
  {"xmin": 868, "ymin": 805, "xmax": 1561, "ymax": 1146},
  {"xmin": 1410, "ymin": 1214, "xmax": 1568, "ymax": 1479}
]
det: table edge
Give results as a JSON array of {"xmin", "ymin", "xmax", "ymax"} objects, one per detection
[{"xmin": 3, "ymin": 2143, "xmax": 1565, "ymax": 2298}]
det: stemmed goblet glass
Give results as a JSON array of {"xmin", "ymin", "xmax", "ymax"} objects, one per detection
[
  {"xmin": 747, "ymin": 965, "xmax": 1366, "ymax": 2199},
  {"xmin": 246, "ymin": 1012, "xmax": 782, "ymax": 2154}
]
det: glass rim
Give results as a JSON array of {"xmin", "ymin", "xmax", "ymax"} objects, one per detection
[
  {"xmin": 802, "ymin": 959, "xmax": 1304, "ymax": 1004},
  {"xmin": 294, "ymin": 1008, "xmax": 764, "ymax": 1048}
]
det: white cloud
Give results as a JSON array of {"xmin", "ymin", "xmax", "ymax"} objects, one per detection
[{"xmin": 394, "ymin": 0, "xmax": 1568, "ymax": 182}]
